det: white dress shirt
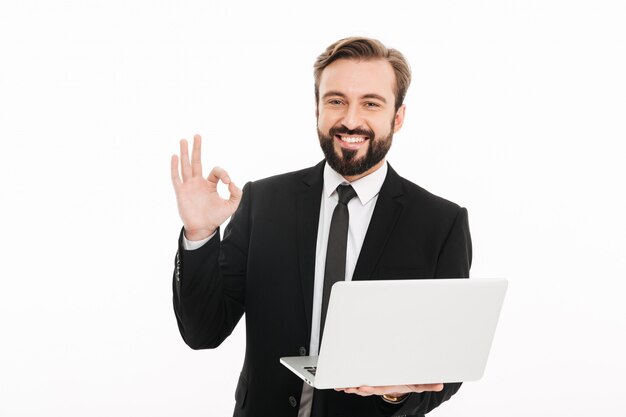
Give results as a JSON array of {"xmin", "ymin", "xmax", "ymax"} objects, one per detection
[
  {"xmin": 309, "ymin": 162, "xmax": 387, "ymax": 355},
  {"xmin": 183, "ymin": 161, "xmax": 389, "ymax": 416}
]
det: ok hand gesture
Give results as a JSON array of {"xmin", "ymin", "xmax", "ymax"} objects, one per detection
[{"xmin": 171, "ymin": 134, "xmax": 242, "ymax": 241}]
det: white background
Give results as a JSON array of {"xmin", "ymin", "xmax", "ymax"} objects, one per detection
[{"xmin": 1, "ymin": 1, "xmax": 625, "ymax": 416}]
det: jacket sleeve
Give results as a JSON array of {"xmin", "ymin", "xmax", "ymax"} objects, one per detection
[
  {"xmin": 172, "ymin": 182, "xmax": 252, "ymax": 350},
  {"xmin": 382, "ymin": 207, "xmax": 472, "ymax": 417}
]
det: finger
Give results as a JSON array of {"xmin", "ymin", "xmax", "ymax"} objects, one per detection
[
  {"xmin": 422, "ymin": 383, "xmax": 444, "ymax": 392},
  {"xmin": 207, "ymin": 166, "xmax": 231, "ymax": 185},
  {"xmin": 228, "ymin": 181, "xmax": 243, "ymax": 205},
  {"xmin": 406, "ymin": 383, "xmax": 444, "ymax": 393},
  {"xmin": 180, "ymin": 139, "xmax": 192, "ymax": 181},
  {"xmin": 353, "ymin": 386, "xmax": 379, "ymax": 395},
  {"xmin": 350, "ymin": 385, "xmax": 408, "ymax": 395},
  {"xmin": 170, "ymin": 155, "xmax": 182, "ymax": 189},
  {"xmin": 191, "ymin": 134, "xmax": 203, "ymax": 178},
  {"xmin": 345, "ymin": 387, "xmax": 373, "ymax": 397}
]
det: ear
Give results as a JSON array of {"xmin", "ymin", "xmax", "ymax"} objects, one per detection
[{"xmin": 393, "ymin": 104, "xmax": 406, "ymax": 133}]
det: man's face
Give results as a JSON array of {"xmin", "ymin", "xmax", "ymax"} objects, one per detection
[{"xmin": 317, "ymin": 58, "xmax": 405, "ymax": 179}]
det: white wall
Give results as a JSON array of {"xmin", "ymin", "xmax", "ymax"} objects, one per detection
[{"xmin": 1, "ymin": 1, "xmax": 624, "ymax": 416}]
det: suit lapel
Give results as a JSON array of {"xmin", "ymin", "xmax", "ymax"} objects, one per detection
[
  {"xmin": 352, "ymin": 164, "xmax": 405, "ymax": 280},
  {"xmin": 296, "ymin": 161, "xmax": 325, "ymax": 334}
]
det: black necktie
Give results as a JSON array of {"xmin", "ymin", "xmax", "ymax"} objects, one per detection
[{"xmin": 320, "ymin": 184, "xmax": 357, "ymax": 343}]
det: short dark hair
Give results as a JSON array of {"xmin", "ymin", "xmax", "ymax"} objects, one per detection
[{"xmin": 314, "ymin": 37, "xmax": 412, "ymax": 111}]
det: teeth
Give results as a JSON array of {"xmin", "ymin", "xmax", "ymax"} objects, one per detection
[{"xmin": 340, "ymin": 136, "xmax": 366, "ymax": 143}]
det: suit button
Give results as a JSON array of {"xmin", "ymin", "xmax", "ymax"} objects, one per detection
[
  {"xmin": 299, "ymin": 346, "xmax": 307, "ymax": 356},
  {"xmin": 288, "ymin": 396, "xmax": 297, "ymax": 407}
]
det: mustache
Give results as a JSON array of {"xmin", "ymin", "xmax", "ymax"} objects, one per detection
[{"xmin": 328, "ymin": 125, "xmax": 374, "ymax": 141}]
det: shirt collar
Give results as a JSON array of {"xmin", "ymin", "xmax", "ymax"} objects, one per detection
[{"xmin": 323, "ymin": 161, "xmax": 388, "ymax": 205}]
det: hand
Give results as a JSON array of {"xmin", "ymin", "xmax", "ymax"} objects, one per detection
[
  {"xmin": 171, "ymin": 134, "xmax": 242, "ymax": 241},
  {"xmin": 334, "ymin": 383, "xmax": 444, "ymax": 397}
]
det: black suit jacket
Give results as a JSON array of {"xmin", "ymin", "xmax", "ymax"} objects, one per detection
[{"xmin": 173, "ymin": 161, "xmax": 472, "ymax": 417}]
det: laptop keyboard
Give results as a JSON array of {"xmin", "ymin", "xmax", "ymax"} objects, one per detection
[{"xmin": 304, "ymin": 366, "xmax": 317, "ymax": 376}]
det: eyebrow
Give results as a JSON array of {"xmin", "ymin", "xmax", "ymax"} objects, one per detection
[{"xmin": 322, "ymin": 91, "xmax": 387, "ymax": 104}]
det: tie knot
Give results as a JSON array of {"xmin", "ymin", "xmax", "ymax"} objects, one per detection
[{"xmin": 336, "ymin": 184, "xmax": 357, "ymax": 205}]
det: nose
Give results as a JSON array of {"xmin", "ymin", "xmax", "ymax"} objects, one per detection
[{"xmin": 340, "ymin": 103, "xmax": 363, "ymax": 130}]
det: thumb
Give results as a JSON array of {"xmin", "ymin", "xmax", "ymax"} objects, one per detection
[{"xmin": 228, "ymin": 182, "xmax": 243, "ymax": 205}]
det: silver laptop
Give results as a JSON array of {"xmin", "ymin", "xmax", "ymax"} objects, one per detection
[{"xmin": 280, "ymin": 278, "xmax": 507, "ymax": 389}]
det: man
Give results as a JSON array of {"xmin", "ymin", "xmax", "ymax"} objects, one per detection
[{"xmin": 171, "ymin": 37, "xmax": 472, "ymax": 417}]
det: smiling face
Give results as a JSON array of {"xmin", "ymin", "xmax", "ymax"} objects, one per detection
[{"xmin": 317, "ymin": 58, "xmax": 406, "ymax": 181}]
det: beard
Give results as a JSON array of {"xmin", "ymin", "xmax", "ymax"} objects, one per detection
[{"xmin": 317, "ymin": 123, "xmax": 393, "ymax": 177}]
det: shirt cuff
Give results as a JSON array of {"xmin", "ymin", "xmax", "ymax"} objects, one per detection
[{"xmin": 182, "ymin": 230, "xmax": 216, "ymax": 250}]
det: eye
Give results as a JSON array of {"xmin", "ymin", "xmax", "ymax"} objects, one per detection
[
  {"xmin": 364, "ymin": 102, "xmax": 380, "ymax": 108},
  {"xmin": 327, "ymin": 99, "xmax": 344, "ymax": 105}
]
